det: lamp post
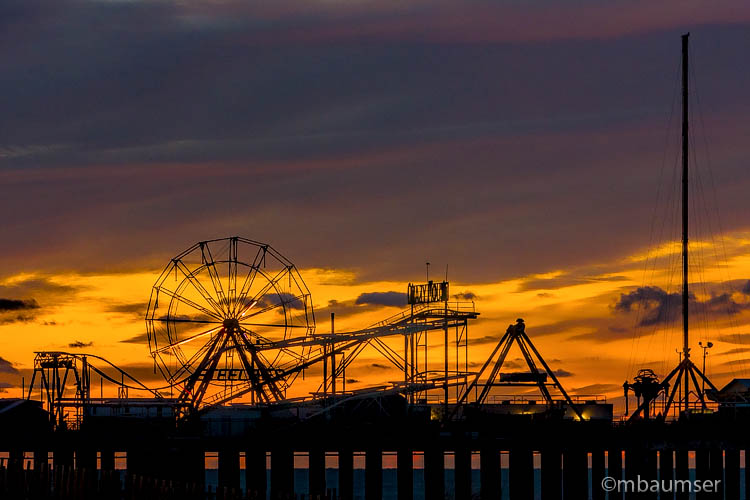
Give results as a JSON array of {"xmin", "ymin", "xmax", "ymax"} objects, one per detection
[{"xmin": 698, "ymin": 341, "xmax": 713, "ymax": 395}]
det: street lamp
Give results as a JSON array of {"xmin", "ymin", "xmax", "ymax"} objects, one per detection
[{"xmin": 698, "ymin": 341, "xmax": 714, "ymax": 395}]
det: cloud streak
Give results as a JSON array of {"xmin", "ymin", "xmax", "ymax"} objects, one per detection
[
  {"xmin": 68, "ymin": 341, "xmax": 93, "ymax": 348},
  {"xmin": 0, "ymin": 357, "xmax": 19, "ymax": 375},
  {"xmin": 355, "ymin": 292, "xmax": 407, "ymax": 308},
  {"xmin": 614, "ymin": 285, "xmax": 750, "ymax": 327}
]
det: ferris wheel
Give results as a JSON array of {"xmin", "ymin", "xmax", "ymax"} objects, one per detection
[{"xmin": 146, "ymin": 237, "xmax": 315, "ymax": 410}]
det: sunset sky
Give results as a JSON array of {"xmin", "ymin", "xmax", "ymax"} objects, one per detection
[{"xmin": 2, "ymin": 0, "xmax": 750, "ymax": 415}]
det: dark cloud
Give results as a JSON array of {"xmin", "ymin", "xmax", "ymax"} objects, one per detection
[
  {"xmin": 518, "ymin": 273, "xmax": 628, "ymax": 292},
  {"xmin": 502, "ymin": 360, "xmax": 525, "ymax": 370},
  {"xmin": 0, "ymin": 278, "xmax": 78, "ymax": 297},
  {"xmin": 472, "ymin": 334, "xmax": 502, "ymax": 346},
  {"xmin": 470, "ymin": 314, "xmax": 631, "ymax": 344},
  {"xmin": 454, "ymin": 291, "xmax": 477, "ymax": 301},
  {"xmin": 717, "ymin": 333, "xmax": 750, "ymax": 345},
  {"xmin": 345, "ymin": 379, "xmax": 359, "ymax": 384},
  {"xmin": 0, "ymin": 1, "xmax": 748, "ymax": 289},
  {"xmin": 105, "ymin": 362, "xmax": 164, "ymax": 385},
  {"xmin": 614, "ymin": 286, "xmax": 750, "ymax": 326},
  {"xmin": 569, "ymin": 325, "xmax": 632, "ymax": 342},
  {"xmin": 155, "ymin": 313, "xmax": 213, "ymax": 324},
  {"xmin": 107, "ymin": 302, "xmax": 147, "ymax": 316},
  {"xmin": 718, "ymin": 358, "xmax": 750, "ymax": 368},
  {"xmin": 0, "ymin": 277, "xmax": 80, "ymax": 324},
  {"xmin": 370, "ymin": 363, "xmax": 391, "ymax": 370},
  {"xmin": 0, "ymin": 298, "xmax": 39, "ymax": 311},
  {"xmin": 355, "ymin": 292, "xmax": 407, "ymax": 308},
  {"xmin": 552, "ymin": 369, "xmax": 574, "ymax": 378},
  {"xmin": 572, "ymin": 383, "xmax": 623, "ymax": 394},
  {"xmin": 742, "ymin": 280, "xmax": 750, "ymax": 295},
  {"xmin": 316, "ymin": 298, "xmax": 394, "ymax": 323},
  {"xmin": 526, "ymin": 314, "xmax": 635, "ymax": 343},
  {"xmin": 613, "ymin": 286, "xmax": 678, "ymax": 319},
  {"xmin": 257, "ymin": 293, "xmax": 305, "ymax": 311},
  {"xmin": 0, "ymin": 382, "xmax": 13, "ymax": 393},
  {"xmin": 606, "ymin": 326, "xmax": 628, "ymax": 335},
  {"xmin": 0, "ymin": 357, "xmax": 19, "ymax": 375},
  {"xmin": 529, "ymin": 317, "xmax": 629, "ymax": 341},
  {"xmin": 120, "ymin": 332, "xmax": 149, "ymax": 344},
  {"xmin": 0, "ymin": 313, "xmax": 37, "ymax": 325},
  {"xmin": 717, "ymin": 347, "xmax": 750, "ymax": 356},
  {"xmin": 68, "ymin": 341, "xmax": 93, "ymax": 348},
  {"xmin": 318, "ymin": 299, "xmax": 361, "ymax": 320}
]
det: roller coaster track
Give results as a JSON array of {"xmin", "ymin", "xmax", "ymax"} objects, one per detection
[
  {"xmin": 29, "ymin": 302, "xmax": 478, "ymax": 420},
  {"xmin": 199, "ymin": 302, "xmax": 478, "ymax": 410}
]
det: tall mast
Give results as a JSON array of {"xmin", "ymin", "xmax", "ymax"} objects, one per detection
[{"xmin": 681, "ymin": 33, "xmax": 690, "ymax": 412}]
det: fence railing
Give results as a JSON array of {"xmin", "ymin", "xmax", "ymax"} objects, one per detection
[
  {"xmin": 484, "ymin": 394, "xmax": 607, "ymax": 404},
  {"xmin": 0, "ymin": 464, "xmax": 337, "ymax": 500}
]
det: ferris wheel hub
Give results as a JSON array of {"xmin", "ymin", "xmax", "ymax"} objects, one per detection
[{"xmin": 223, "ymin": 318, "xmax": 240, "ymax": 331}]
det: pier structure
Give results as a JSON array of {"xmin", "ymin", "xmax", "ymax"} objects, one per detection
[{"xmin": 0, "ymin": 403, "xmax": 745, "ymax": 499}]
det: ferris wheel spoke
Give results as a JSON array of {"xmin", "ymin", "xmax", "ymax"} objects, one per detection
[
  {"xmin": 227, "ymin": 237, "xmax": 238, "ymax": 316},
  {"xmin": 235, "ymin": 283, "xmax": 258, "ymax": 317},
  {"xmin": 157, "ymin": 287, "xmax": 223, "ymax": 320},
  {"xmin": 234, "ymin": 247, "xmax": 266, "ymax": 316},
  {"xmin": 171, "ymin": 340, "xmax": 214, "ymax": 381},
  {"xmin": 238, "ymin": 326, "xmax": 304, "ymax": 361},
  {"xmin": 152, "ymin": 317, "xmax": 220, "ymax": 324},
  {"xmin": 240, "ymin": 321, "xmax": 306, "ymax": 329},
  {"xmin": 174, "ymin": 260, "xmax": 226, "ymax": 317},
  {"xmin": 200, "ymin": 242, "xmax": 227, "ymax": 314},
  {"xmin": 243, "ymin": 266, "xmax": 292, "ymax": 313},
  {"xmin": 153, "ymin": 326, "xmax": 223, "ymax": 354},
  {"xmin": 255, "ymin": 351, "xmax": 275, "ymax": 371},
  {"xmin": 237, "ymin": 325, "xmax": 272, "ymax": 344},
  {"xmin": 235, "ymin": 267, "xmax": 288, "ymax": 319},
  {"xmin": 241, "ymin": 292, "xmax": 307, "ymax": 320}
]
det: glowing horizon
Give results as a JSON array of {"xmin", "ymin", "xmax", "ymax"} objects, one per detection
[{"xmin": 3, "ymin": 227, "xmax": 750, "ymax": 416}]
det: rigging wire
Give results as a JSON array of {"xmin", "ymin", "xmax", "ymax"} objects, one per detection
[
  {"xmin": 627, "ymin": 39, "xmax": 744, "ymax": 392},
  {"xmin": 689, "ymin": 51, "xmax": 748, "ymax": 377},
  {"xmin": 626, "ymin": 55, "xmax": 682, "ymax": 381}
]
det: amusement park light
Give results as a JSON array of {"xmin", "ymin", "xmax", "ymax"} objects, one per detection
[
  {"xmin": 154, "ymin": 326, "xmax": 222, "ymax": 353},
  {"xmin": 239, "ymin": 300, "xmax": 258, "ymax": 318}
]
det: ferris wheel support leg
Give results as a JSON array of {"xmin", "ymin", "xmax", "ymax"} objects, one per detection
[
  {"xmin": 232, "ymin": 330, "xmax": 272, "ymax": 403},
  {"xmin": 243, "ymin": 338, "xmax": 285, "ymax": 402},
  {"xmin": 178, "ymin": 328, "xmax": 226, "ymax": 409},
  {"xmin": 191, "ymin": 332, "xmax": 232, "ymax": 408}
]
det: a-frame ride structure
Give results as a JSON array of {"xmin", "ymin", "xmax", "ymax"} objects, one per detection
[{"xmin": 456, "ymin": 318, "xmax": 584, "ymax": 420}]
